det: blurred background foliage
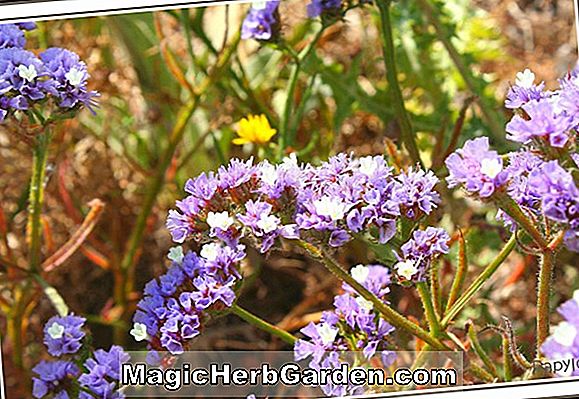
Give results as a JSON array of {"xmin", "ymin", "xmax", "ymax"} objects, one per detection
[{"xmin": 1, "ymin": 0, "xmax": 578, "ymax": 396}]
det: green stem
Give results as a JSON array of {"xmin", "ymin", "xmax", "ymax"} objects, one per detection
[
  {"xmin": 497, "ymin": 196, "xmax": 548, "ymax": 249},
  {"xmin": 376, "ymin": 0, "xmax": 422, "ymax": 166},
  {"xmin": 467, "ymin": 322, "xmax": 499, "ymax": 378},
  {"xmin": 442, "ymin": 234, "xmax": 516, "ymax": 328},
  {"xmin": 297, "ymin": 240, "xmax": 447, "ymax": 350},
  {"xmin": 278, "ymin": 27, "xmax": 325, "ymax": 159},
  {"xmin": 447, "ymin": 231, "xmax": 468, "ymax": 310},
  {"xmin": 28, "ymin": 130, "xmax": 52, "ymax": 271},
  {"xmin": 416, "ymin": 281, "xmax": 441, "ymax": 337},
  {"xmin": 503, "ymin": 336, "xmax": 513, "ymax": 382},
  {"xmin": 230, "ymin": 304, "xmax": 297, "ymax": 345},
  {"xmin": 415, "ymin": 0, "xmax": 504, "ymax": 141},
  {"xmin": 536, "ymin": 250, "xmax": 554, "ymax": 355}
]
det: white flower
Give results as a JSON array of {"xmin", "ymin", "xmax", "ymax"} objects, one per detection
[
  {"xmin": 130, "ymin": 322, "xmax": 149, "ymax": 342},
  {"xmin": 552, "ymin": 322, "xmax": 577, "ymax": 347},
  {"xmin": 18, "ymin": 64, "xmax": 38, "ymax": 82},
  {"xmin": 355, "ymin": 296, "xmax": 374, "ymax": 312},
  {"xmin": 206, "ymin": 211, "xmax": 234, "ymax": 231},
  {"xmin": 317, "ymin": 323, "xmax": 338, "ymax": 345},
  {"xmin": 259, "ymin": 161, "xmax": 278, "ymax": 186},
  {"xmin": 480, "ymin": 158, "xmax": 503, "ymax": 179},
  {"xmin": 47, "ymin": 322, "xmax": 65, "ymax": 339},
  {"xmin": 65, "ymin": 67, "xmax": 84, "ymax": 87},
  {"xmin": 282, "ymin": 153, "xmax": 298, "ymax": 168},
  {"xmin": 351, "ymin": 265, "xmax": 370, "ymax": 284},
  {"xmin": 251, "ymin": 1, "xmax": 267, "ymax": 10},
  {"xmin": 515, "ymin": 68, "xmax": 536, "ymax": 88},
  {"xmin": 167, "ymin": 246, "xmax": 184, "ymax": 263},
  {"xmin": 257, "ymin": 214, "xmax": 279, "ymax": 234},
  {"xmin": 395, "ymin": 260, "xmax": 419, "ymax": 281},
  {"xmin": 200, "ymin": 243, "xmax": 221, "ymax": 262},
  {"xmin": 358, "ymin": 156, "xmax": 378, "ymax": 176},
  {"xmin": 313, "ymin": 196, "xmax": 348, "ymax": 221},
  {"xmin": 573, "ymin": 289, "xmax": 579, "ymax": 305}
]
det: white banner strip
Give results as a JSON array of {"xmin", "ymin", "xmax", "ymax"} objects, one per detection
[
  {"xmin": 348, "ymin": 377, "xmax": 579, "ymax": 399},
  {"xmin": 0, "ymin": 0, "xmax": 250, "ymax": 23}
]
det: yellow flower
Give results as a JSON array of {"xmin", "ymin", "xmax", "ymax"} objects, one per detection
[{"xmin": 233, "ymin": 114, "xmax": 276, "ymax": 145}]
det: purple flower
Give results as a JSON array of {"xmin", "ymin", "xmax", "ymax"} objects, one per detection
[
  {"xmin": 344, "ymin": 264, "xmax": 391, "ymax": 300},
  {"xmin": 241, "ymin": 1, "xmax": 280, "ymax": 41},
  {"xmin": 392, "ymin": 167, "xmax": 440, "ymax": 219},
  {"xmin": 32, "ymin": 360, "xmax": 79, "ymax": 399},
  {"xmin": 506, "ymin": 99, "xmax": 574, "ymax": 148},
  {"xmin": 16, "ymin": 22, "xmax": 37, "ymax": 31},
  {"xmin": 541, "ymin": 290, "xmax": 579, "ymax": 376},
  {"xmin": 39, "ymin": 48, "xmax": 98, "ymax": 111},
  {"xmin": 43, "ymin": 314, "xmax": 86, "ymax": 357},
  {"xmin": 445, "ymin": 137, "xmax": 509, "ymax": 198},
  {"xmin": 0, "ymin": 25, "xmax": 26, "ymax": 49},
  {"xmin": 505, "ymin": 69, "xmax": 546, "ymax": 109},
  {"xmin": 0, "ymin": 48, "xmax": 55, "ymax": 121},
  {"xmin": 394, "ymin": 227, "xmax": 450, "ymax": 283},
  {"xmin": 79, "ymin": 346, "xmax": 129, "ymax": 398},
  {"xmin": 307, "ymin": 0, "xmax": 342, "ymax": 18}
]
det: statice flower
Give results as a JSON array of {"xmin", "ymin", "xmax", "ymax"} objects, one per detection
[
  {"xmin": 392, "ymin": 168, "xmax": 440, "ymax": 219},
  {"xmin": 505, "ymin": 69, "xmax": 546, "ymax": 109},
  {"xmin": 16, "ymin": 22, "xmax": 37, "ymax": 31},
  {"xmin": 78, "ymin": 346, "xmax": 129, "ymax": 398},
  {"xmin": 445, "ymin": 137, "xmax": 509, "ymax": 198},
  {"xmin": 241, "ymin": 1, "xmax": 281, "ymax": 41},
  {"xmin": 0, "ymin": 24, "xmax": 26, "ymax": 49},
  {"xmin": 0, "ymin": 48, "xmax": 55, "ymax": 121},
  {"xmin": 527, "ymin": 161, "xmax": 578, "ymax": 252},
  {"xmin": 307, "ymin": 0, "xmax": 342, "ymax": 18},
  {"xmin": 294, "ymin": 264, "xmax": 395, "ymax": 397},
  {"xmin": 32, "ymin": 360, "xmax": 79, "ymax": 399},
  {"xmin": 40, "ymin": 48, "xmax": 98, "ymax": 111},
  {"xmin": 506, "ymin": 99, "xmax": 575, "ymax": 148},
  {"xmin": 394, "ymin": 227, "xmax": 450, "ymax": 283},
  {"xmin": 133, "ymin": 247, "xmax": 245, "ymax": 354},
  {"xmin": 43, "ymin": 314, "xmax": 86, "ymax": 357},
  {"xmin": 541, "ymin": 290, "xmax": 579, "ymax": 376}
]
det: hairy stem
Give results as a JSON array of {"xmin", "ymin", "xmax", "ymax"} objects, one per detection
[
  {"xmin": 28, "ymin": 130, "xmax": 51, "ymax": 271},
  {"xmin": 231, "ymin": 304, "xmax": 297, "ymax": 345},
  {"xmin": 447, "ymin": 229, "xmax": 468, "ymax": 309},
  {"xmin": 376, "ymin": 0, "xmax": 422, "ymax": 166},
  {"xmin": 416, "ymin": 281, "xmax": 441, "ymax": 337},
  {"xmin": 467, "ymin": 322, "xmax": 499, "ymax": 378},
  {"xmin": 497, "ymin": 196, "xmax": 548, "ymax": 249},
  {"xmin": 442, "ymin": 234, "xmax": 516, "ymax": 328},
  {"xmin": 297, "ymin": 240, "xmax": 447, "ymax": 350},
  {"xmin": 536, "ymin": 250, "xmax": 555, "ymax": 355}
]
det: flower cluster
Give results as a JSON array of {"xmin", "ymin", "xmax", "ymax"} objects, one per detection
[
  {"xmin": 241, "ymin": 1, "xmax": 281, "ymax": 41},
  {"xmin": 0, "ymin": 23, "xmax": 97, "ymax": 122},
  {"xmin": 446, "ymin": 68, "xmax": 578, "ymax": 252},
  {"xmin": 132, "ymin": 245, "xmax": 246, "ymax": 354},
  {"xmin": 167, "ymin": 154, "xmax": 440, "ymax": 252},
  {"xmin": 32, "ymin": 314, "xmax": 129, "ymax": 398},
  {"xmin": 294, "ymin": 264, "xmax": 396, "ymax": 397},
  {"xmin": 541, "ymin": 290, "xmax": 579, "ymax": 376},
  {"xmin": 394, "ymin": 227, "xmax": 450, "ymax": 283}
]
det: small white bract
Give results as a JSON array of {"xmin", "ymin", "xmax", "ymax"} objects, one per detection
[
  {"xmin": 200, "ymin": 243, "xmax": 221, "ymax": 262},
  {"xmin": 47, "ymin": 322, "xmax": 65, "ymax": 340},
  {"xmin": 552, "ymin": 321, "xmax": 577, "ymax": 347},
  {"xmin": 317, "ymin": 323, "xmax": 338, "ymax": 345},
  {"xmin": 207, "ymin": 211, "xmax": 234, "ymax": 231},
  {"xmin": 65, "ymin": 67, "xmax": 84, "ymax": 87},
  {"xmin": 313, "ymin": 196, "xmax": 348, "ymax": 221},
  {"xmin": 18, "ymin": 64, "xmax": 38, "ymax": 82},
  {"xmin": 257, "ymin": 214, "xmax": 279, "ymax": 234},
  {"xmin": 515, "ymin": 68, "xmax": 536, "ymax": 88},
  {"xmin": 350, "ymin": 265, "xmax": 370, "ymax": 284},
  {"xmin": 480, "ymin": 158, "xmax": 503, "ymax": 179},
  {"xmin": 130, "ymin": 322, "xmax": 149, "ymax": 342},
  {"xmin": 395, "ymin": 260, "xmax": 419, "ymax": 281}
]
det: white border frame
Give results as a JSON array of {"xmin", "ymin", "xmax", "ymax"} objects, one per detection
[{"xmin": 1, "ymin": 1, "xmax": 578, "ymax": 398}]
